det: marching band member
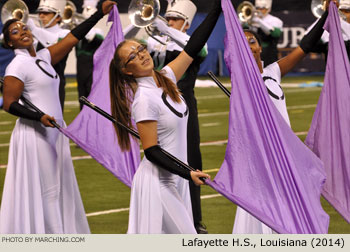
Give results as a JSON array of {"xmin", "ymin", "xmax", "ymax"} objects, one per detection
[
  {"xmin": 0, "ymin": 0, "xmax": 115, "ymax": 234},
  {"xmin": 27, "ymin": 0, "xmax": 70, "ymax": 111},
  {"xmin": 109, "ymin": 0, "xmax": 222, "ymax": 234},
  {"xmin": 233, "ymin": 0, "xmax": 335, "ymax": 234},
  {"xmin": 242, "ymin": 0, "xmax": 283, "ymax": 66}
]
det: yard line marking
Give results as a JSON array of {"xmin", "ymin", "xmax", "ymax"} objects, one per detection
[
  {"xmin": 0, "ymin": 131, "xmax": 11, "ymax": 135},
  {"xmin": 0, "ymin": 143, "xmax": 9, "ymax": 147},
  {"xmin": 202, "ymin": 122, "xmax": 220, "ymax": 127},
  {"xmin": 287, "ymin": 104, "xmax": 316, "ymax": 109},
  {"xmin": 86, "ymin": 207, "xmax": 130, "ymax": 217},
  {"xmin": 204, "ymin": 168, "xmax": 220, "ymax": 173},
  {"xmin": 200, "ymin": 140, "xmax": 227, "ymax": 146},
  {"xmin": 72, "ymin": 155, "xmax": 92, "ymax": 161},
  {"xmin": 295, "ymin": 131, "xmax": 308, "ymax": 136},
  {"xmin": 0, "ymin": 121, "xmax": 13, "ymax": 125}
]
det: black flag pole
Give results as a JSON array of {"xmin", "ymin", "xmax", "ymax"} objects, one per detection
[
  {"xmin": 79, "ymin": 96, "xmax": 197, "ymax": 173},
  {"xmin": 207, "ymin": 71, "xmax": 231, "ymax": 98}
]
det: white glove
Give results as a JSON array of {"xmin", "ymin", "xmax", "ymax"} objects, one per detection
[
  {"xmin": 252, "ymin": 16, "xmax": 273, "ymax": 35},
  {"xmin": 27, "ymin": 19, "xmax": 59, "ymax": 47},
  {"xmin": 26, "ymin": 18, "xmax": 37, "ymax": 31},
  {"xmin": 123, "ymin": 24, "xmax": 141, "ymax": 39},
  {"xmin": 152, "ymin": 17, "xmax": 190, "ymax": 48}
]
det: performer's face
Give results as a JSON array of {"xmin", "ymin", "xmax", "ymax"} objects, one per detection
[
  {"xmin": 256, "ymin": 7, "xmax": 269, "ymax": 17},
  {"xmin": 119, "ymin": 40, "xmax": 154, "ymax": 77},
  {"xmin": 6, "ymin": 21, "xmax": 34, "ymax": 49},
  {"xmin": 166, "ymin": 17, "xmax": 189, "ymax": 32},
  {"xmin": 244, "ymin": 31, "xmax": 262, "ymax": 65},
  {"xmin": 38, "ymin": 12, "xmax": 60, "ymax": 27}
]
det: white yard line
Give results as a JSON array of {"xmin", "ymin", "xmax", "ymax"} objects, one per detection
[{"xmin": 0, "ymin": 121, "xmax": 13, "ymax": 125}]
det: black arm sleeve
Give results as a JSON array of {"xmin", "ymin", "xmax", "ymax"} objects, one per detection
[
  {"xmin": 184, "ymin": 0, "xmax": 222, "ymax": 58},
  {"xmin": 71, "ymin": 8, "xmax": 104, "ymax": 41},
  {"xmin": 299, "ymin": 11, "xmax": 328, "ymax": 54},
  {"xmin": 9, "ymin": 101, "xmax": 43, "ymax": 121},
  {"xmin": 144, "ymin": 145, "xmax": 191, "ymax": 180}
]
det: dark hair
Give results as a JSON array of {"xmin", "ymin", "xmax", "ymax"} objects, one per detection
[
  {"xmin": 109, "ymin": 40, "xmax": 182, "ymax": 150},
  {"xmin": 1, "ymin": 18, "xmax": 20, "ymax": 49},
  {"xmin": 243, "ymin": 28, "xmax": 262, "ymax": 46}
]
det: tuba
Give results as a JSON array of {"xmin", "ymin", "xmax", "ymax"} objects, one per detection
[
  {"xmin": 1, "ymin": 0, "xmax": 29, "ymax": 24},
  {"xmin": 61, "ymin": 1, "xmax": 85, "ymax": 29},
  {"xmin": 237, "ymin": 1, "xmax": 256, "ymax": 24},
  {"xmin": 128, "ymin": 0, "xmax": 166, "ymax": 45}
]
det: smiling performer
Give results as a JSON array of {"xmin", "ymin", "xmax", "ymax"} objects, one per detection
[
  {"xmin": 109, "ymin": 0, "xmax": 222, "ymax": 234},
  {"xmin": 0, "ymin": 1, "xmax": 115, "ymax": 234},
  {"xmin": 232, "ymin": 0, "xmax": 335, "ymax": 234}
]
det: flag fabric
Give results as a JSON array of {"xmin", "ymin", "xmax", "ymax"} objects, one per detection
[
  {"xmin": 60, "ymin": 6, "xmax": 140, "ymax": 187},
  {"xmin": 205, "ymin": 0, "xmax": 329, "ymax": 233},
  {"xmin": 305, "ymin": 2, "xmax": 350, "ymax": 223}
]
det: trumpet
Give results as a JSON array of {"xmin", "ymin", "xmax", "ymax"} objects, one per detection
[
  {"xmin": 237, "ymin": 1, "xmax": 256, "ymax": 24},
  {"xmin": 128, "ymin": 0, "xmax": 166, "ymax": 45},
  {"xmin": 61, "ymin": 1, "xmax": 85, "ymax": 30}
]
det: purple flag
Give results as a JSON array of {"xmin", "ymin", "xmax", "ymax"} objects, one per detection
[
  {"xmin": 60, "ymin": 6, "xmax": 140, "ymax": 187},
  {"xmin": 305, "ymin": 2, "xmax": 350, "ymax": 223},
  {"xmin": 205, "ymin": 0, "xmax": 329, "ymax": 233}
]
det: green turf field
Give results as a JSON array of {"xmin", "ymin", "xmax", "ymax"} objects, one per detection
[{"xmin": 0, "ymin": 76, "xmax": 349, "ymax": 234}]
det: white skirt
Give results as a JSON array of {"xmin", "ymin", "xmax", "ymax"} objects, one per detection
[
  {"xmin": 233, "ymin": 206, "xmax": 274, "ymax": 234},
  {"xmin": 127, "ymin": 158, "xmax": 196, "ymax": 234},
  {"xmin": 0, "ymin": 118, "xmax": 90, "ymax": 234}
]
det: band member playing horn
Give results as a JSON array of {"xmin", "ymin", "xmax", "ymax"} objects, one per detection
[
  {"xmin": 26, "ymin": 0, "xmax": 70, "ymax": 111},
  {"xmin": 240, "ymin": 0, "xmax": 283, "ymax": 67},
  {"xmin": 233, "ymin": 0, "xmax": 335, "ymax": 234},
  {"xmin": 307, "ymin": 0, "xmax": 350, "ymax": 61},
  {"xmin": 146, "ymin": 0, "xmax": 208, "ymax": 234},
  {"xmin": 0, "ymin": 0, "xmax": 115, "ymax": 234},
  {"xmin": 110, "ymin": 0, "xmax": 222, "ymax": 234}
]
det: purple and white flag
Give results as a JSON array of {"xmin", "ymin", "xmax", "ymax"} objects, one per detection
[
  {"xmin": 205, "ymin": 0, "xmax": 329, "ymax": 233},
  {"xmin": 60, "ymin": 6, "xmax": 140, "ymax": 187},
  {"xmin": 305, "ymin": 2, "xmax": 350, "ymax": 223}
]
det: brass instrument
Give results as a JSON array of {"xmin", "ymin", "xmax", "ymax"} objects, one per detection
[
  {"xmin": 1, "ymin": 0, "xmax": 29, "ymax": 24},
  {"xmin": 311, "ymin": 0, "xmax": 346, "ymax": 21},
  {"xmin": 128, "ymin": 0, "xmax": 166, "ymax": 45},
  {"xmin": 237, "ymin": 1, "xmax": 256, "ymax": 24},
  {"xmin": 61, "ymin": 1, "xmax": 85, "ymax": 29}
]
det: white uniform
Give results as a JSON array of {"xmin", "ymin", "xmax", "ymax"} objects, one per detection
[
  {"xmin": 127, "ymin": 66, "xmax": 195, "ymax": 234},
  {"xmin": 233, "ymin": 62, "xmax": 289, "ymax": 234},
  {"xmin": 0, "ymin": 48, "xmax": 90, "ymax": 234}
]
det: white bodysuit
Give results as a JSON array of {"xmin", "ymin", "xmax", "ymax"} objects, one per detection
[
  {"xmin": 233, "ymin": 62, "xmax": 290, "ymax": 234},
  {"xmin": 0, "ymin": 48, "xmax": 89, "ymax": 234},
  {"xmin": 127, "ymin": 66, "xmax": 195, "ymax": 234}
]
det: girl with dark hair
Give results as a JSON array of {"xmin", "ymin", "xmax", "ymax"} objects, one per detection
[
  {"xmin": 109, "ymin": 0, "xmax": 222, "ymax": 234},
  {"xmin": 0, "ymin": 1, "xmax": 115, "ymax": 234}
]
